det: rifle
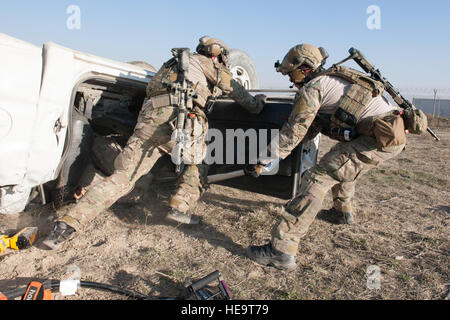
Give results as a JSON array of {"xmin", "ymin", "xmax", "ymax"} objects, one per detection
[
  {"xmin": 169, "ymin": 48, "xmax": 198, "ymax": 171},
  {"xmin": 335, "ymin": 48, "xmax": 440, "ymax": 141}
]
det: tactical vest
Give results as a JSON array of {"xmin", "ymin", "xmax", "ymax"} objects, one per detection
[
  {"xmin": 146, "ymin": 57, "xmax": 178, "ymax": 98},
  {"xmin": 146, "ymin": 54, "xmax": 218, "ymax": 109},
  {"xmin": 311, "ymin": 65, "xmax": 385, "ymax": 129}
]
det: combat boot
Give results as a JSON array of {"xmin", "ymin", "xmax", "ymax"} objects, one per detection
[
  {"xmin": 342, "ymin": 211, "xmax": 355, "ymax": 224},
  {"xmin": 42, "ymin": 221, "xmax": 76, "ymax": 250},
  {"xmin": 247, "ymin": 243, "xmax": 296, "ymax": 271},
  {"xmin": 328, "ymin": 208, "xmax": 355, "ymax": 225},
  {"xmin": 166, "ymin": 208, "xmax": 200, "ymax": 225}
]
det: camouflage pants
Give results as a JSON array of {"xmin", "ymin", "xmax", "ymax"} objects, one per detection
[
  {"xmin": 59, "ymin": 99, "xmax": 179, "ymax": 230},
  {"xmin": 168, "ymin": 164, "xmax": 210, "ymax": 213},
  {"xmin": 271, "ymin": 135, "xmax": 405, "ymax": 256}
]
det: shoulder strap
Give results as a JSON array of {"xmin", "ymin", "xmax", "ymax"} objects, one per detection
[
  {"xmin": 314, "ymin": 66, "xmax": 385, "ymax": 128},
  {"xmin": 313, "ymin": 65, "xmax": 384, "ymax": 97}
]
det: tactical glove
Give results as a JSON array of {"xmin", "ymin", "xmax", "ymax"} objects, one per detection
[
  {"xmin": 253, "ymin": 94, "xmax": 267, "ymax": 114},
  {"xmin": 244, "ymin": 164, "xmax": 265, "ymax": 178}
]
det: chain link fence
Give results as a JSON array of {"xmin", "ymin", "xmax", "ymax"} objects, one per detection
[{"xmin": 390, "ymin": 88, "xmax": 450, "ymax": 118}]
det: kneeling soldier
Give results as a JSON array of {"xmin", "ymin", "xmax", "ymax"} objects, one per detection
[{"xmin": 44, "ymin": 36, "xmax": 266, "ymax": 250}]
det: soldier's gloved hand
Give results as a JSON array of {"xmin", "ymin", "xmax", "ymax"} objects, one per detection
[
  {"xmin": 244, "ymin": 164, "xmax": 265, "ymax": 178},
  {"xmin": 253, "ymin": 94, "xmax": 267, "ymax": 114}
]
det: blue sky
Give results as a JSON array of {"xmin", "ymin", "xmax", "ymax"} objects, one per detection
[{"xmin": 1, "ymin": 0, "xmax": 449, "ymax": 91}]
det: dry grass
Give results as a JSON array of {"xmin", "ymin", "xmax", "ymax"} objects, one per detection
[{"xmin": 1, "ymin": 123, "xmax": 449, "ymax": 300}]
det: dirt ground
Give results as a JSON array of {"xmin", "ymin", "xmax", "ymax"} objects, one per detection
[{"xmin": 1, "ymin": 121, "xmax": 449, "ymax": 301}]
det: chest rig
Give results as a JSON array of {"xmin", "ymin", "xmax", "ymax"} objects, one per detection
[
  {"xmin": 310, "ymin": 65, "xmax": 385, "ymax": 141},
  {"xmin": 146, "ymin": 49, "xmax": 214, "ymax": 171},
  {"xmin": 146, "ymin": 52, "xmax": 219, "ymax": 111}
]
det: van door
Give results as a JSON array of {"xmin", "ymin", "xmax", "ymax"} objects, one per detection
[{"xmin": 0, "ymin": 33, "xmax": 43, "ymax": 186}]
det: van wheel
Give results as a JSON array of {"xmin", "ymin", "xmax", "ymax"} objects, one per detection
[{"xmin": 228, "ymin": 49, "xmax": 259, "ymax": 90}]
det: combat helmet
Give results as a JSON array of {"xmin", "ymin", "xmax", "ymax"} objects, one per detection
[
  {"xmin": 275, "ymin": 44, "xmax": 329, "ymax": 86},
  {"xmin": 196, "ymin": 36, "xmax": 230, "ymax": 67}
]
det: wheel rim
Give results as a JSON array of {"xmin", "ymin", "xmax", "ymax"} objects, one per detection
[{"xmin": 230, "ymin": 66, "xmax": 251, "ymax": 89}]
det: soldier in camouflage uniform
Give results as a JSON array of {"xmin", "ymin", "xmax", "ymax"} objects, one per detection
[
  {"xmin": 246, "ymin": 44, "xmax": 411, "ymax": 271},
  {"xmin": 43, "ymin": 36, "xmax": 266, "ymax": 250}
]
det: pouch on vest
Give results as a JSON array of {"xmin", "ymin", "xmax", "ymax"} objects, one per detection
[
  {"xmin": 179, "ymin": 108, "xmax": 208, "ymax": 165},
  {"xmin": 192, "ymin": 82, "xmax": 213, "ymax": 108},
  {"xmin": 311, "ymin": 66, "xmax": 384, "ymax": 129},
  {"xmin": 331, "ymin": 80, "xmax": 379, "ymax": 129},
  {"xmin": 373, "ymin": 114, "xmax": 406, "ymax": 152},
  {"xmin": 146, "ymin": 58, "xmax": 179, "ymax": 98}
]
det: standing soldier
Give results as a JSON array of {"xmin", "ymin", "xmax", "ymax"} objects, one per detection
[
  {"xmin": 246, "ymin": 44, "xmax": 426, "ymax": 270},
  {"xmin": 43, "ymin": 36, "xmax": 266, "ymax": 250}
]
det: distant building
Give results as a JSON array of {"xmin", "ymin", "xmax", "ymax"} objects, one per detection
[
  {"xmin": 382, "ymin": 88, "xmax": 450, "ymax": 117},
  {"xmin": 412, "ymin": 98, "xmax": 450, "ymax": 117}
]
